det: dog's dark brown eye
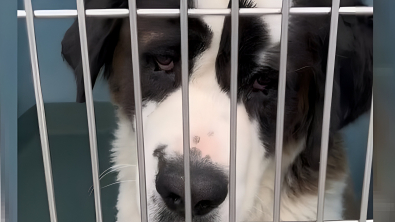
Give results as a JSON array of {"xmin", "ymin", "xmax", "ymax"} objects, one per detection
[
  {"xmin": 253, "ymin": 76, "xmax": 271, "ymax": 91},
  {"xmin": 155, "ymin": 56, "xmax": 174, "ymax": 71}
]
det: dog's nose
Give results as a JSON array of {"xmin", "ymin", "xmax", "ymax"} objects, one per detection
[{"xmin": 155, "ymin": 164, "xmax": 228, "ymax": 216}]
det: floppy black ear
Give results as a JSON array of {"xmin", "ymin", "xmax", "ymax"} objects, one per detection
[
  {"xmin": 61, "ymin": 0, "xmax": 126, "ymax": 103},
  {"xmin": 294, "ymin": 2, "xmax": 373, "ymax": 130},
  {"xmin": 332, "ymin": 13, "xmax": 373, "ymax": 130},
  {"xmin": 284, "ymin": 6, "xmax": 372, "ymax": 170}
]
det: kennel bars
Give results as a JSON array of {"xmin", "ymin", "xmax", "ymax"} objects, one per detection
[
  {"xmin": 19, "ymin": 0, "xmax": 374, "ymax": 221},
  {"xmin": 316, "ymin": 0, "xmax": 341, "ymax": 221}
]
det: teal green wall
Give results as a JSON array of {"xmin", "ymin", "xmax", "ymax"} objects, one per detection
[
  {"xmin": 17, "ymin": 0, "xmax": 111, "ymax": 117},
  {"xmin": 0, "ymin": 0, "xmax": 18, "ymax": 221}
]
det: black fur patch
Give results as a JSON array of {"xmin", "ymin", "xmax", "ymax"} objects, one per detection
[
  {"xmin": 214, "ymin": 0, "xmax": 372, "ymax": 162},
  {"xmin": 216, "ymin": 1, "xmax": 270, "ymax": 93},
  {"xmin": 61, "ymin": 0, "xmax": 210, "ymax": 104}
]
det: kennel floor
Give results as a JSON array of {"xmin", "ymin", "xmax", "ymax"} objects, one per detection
[{"xmin": 18, "ymin": 102, "xmax": 120, "ymax": 222}]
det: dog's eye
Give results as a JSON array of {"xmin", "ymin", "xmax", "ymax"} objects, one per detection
[
  {"xmin": 253, "ymin": 75, "xmax": 271, "ymax": 92},
  {"xmin": 155, "ymin": 56, "xmax": 174, "ymax": 71}
]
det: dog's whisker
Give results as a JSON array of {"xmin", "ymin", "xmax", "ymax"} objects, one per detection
[
  {"xmin": 252, "ymin": 205, "xmax": 264, "ymax": 213},
  {"xmin": 90, "ymin": 180, "xmax": 136, "ymax": 196},
  {"xmin": 101, "ymin": 180, "xmax": 137, "ymax": 190},
  {"xmin": 290, "ymin": 65, "xmax": 312, "ymax": 73},
  {"xmin": 88, "ymin": 164, "xmax": 136, "ymax": 194},
  {"xmin": 255, "ymin": 195, "xmax": 265, "ymax": 204},
  {"xmin": 99, "ymin": 165, "xmax": 136, "ymax": 180},
  {"xmin": 99, "ymin": 164, "xmax": 136, "ymax": 179}
]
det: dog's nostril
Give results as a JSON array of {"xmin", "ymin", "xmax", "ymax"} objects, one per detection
[
  {"xmin": 168, "ymin": 192, "xmax": 182, "ymax": 206},
  {"xmin": 157, "ymin": 185, "xmax": 185, "ymax": 213},
  {"xmin": 194, "ymin": 200, "xmax": 215, "ymax": 216}
]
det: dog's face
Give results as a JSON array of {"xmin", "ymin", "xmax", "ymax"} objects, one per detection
[
  {"xmin": 112, "ymin": 1, "xmax": 276, "ymax": 219},
  {"xmin": 61, "ymin": 0, "xmax": 372, "ymax": 221}
]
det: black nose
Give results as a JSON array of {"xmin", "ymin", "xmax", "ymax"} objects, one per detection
[{"xmin": 155, "ymin": 162, "xmax": 228, "ymax": 216}]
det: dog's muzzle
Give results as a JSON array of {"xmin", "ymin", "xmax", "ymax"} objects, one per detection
[{"xmin": 155, "ymin": 155, "xmax": 228, "ymax": 217}]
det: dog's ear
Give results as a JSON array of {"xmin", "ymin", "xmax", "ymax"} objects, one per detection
[
  {"xmin": 332, "ymin": 14, "xmax": 373, "ymax": 130},
  {"xmin": 287, "ymin": 12, "xmax": 372, "ymax": 170},
  {"xmin": 294, "ymin": 0, "xmax": 373, "ymax": 130},
  {"xmin": 61, "ymin": 0, "xmax": 126, "ymax": 103}
]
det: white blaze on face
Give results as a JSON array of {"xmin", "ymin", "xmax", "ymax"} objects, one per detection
[
  {"xmin": 142, "ymin": 86, "xmax": 267, "ymax": 221},
  {"xmin": 255, "ymin": 0, "xmax": 284, "ymax": 46},
  {"xmin": 138, "ymin": 0, "xmax": 283, "ymax": 221}
]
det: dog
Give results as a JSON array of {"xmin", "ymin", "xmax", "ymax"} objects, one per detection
[{"xmin": 61, "ymin": 0, "xmax": 372, "ymax": 221}]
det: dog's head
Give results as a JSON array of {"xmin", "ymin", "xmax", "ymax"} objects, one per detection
[{"xmin": 62, "ymin": 0, "xmax": 372, "ymax": 221}]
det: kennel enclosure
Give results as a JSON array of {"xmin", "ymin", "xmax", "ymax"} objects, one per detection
[{"xmin": 15, "ymin": 0, "xmax": 374, "ymax": 222}]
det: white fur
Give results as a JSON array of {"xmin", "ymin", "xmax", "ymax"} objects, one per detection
[
  {"xmin": 112, "ymin": 112, "xmax": 346, "ymax": 221},
  {"xmin": 255, "ymin": 0, "xmax": 283, "ymax": 45},
  {"xmin": 111, "ymin": 0, "xmax": 346, "ymax": 221}
]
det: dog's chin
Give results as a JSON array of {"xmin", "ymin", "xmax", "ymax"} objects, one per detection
[{"xmin": 149, "ymin": 194, "xmax": 222, "ymax": 222}]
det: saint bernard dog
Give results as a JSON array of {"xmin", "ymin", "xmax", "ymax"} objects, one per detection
[{"xmin": 61, "ymin": 0, "xmax": 372, "ymax": 221}]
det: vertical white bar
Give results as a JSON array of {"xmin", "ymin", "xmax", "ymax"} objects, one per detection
[
  {"xmin": 316, "ymin": 0, "xmax": 341, "ymax": 221},
  {"xmin": 360, "ymin": 99, "xmax": 373, "ymax": 222},
  {"xmin": 180, "ymin": 0, "xmax": 192, "ymax": 221},
  {"xmin": 23, "ymin": 0, "xmax": 58, "ymax": 221},
  {"xmin": 127, "ymin": 0, "xmax": 149, "ymax": 221},
  {"xmin": 229, "ymin": 0, "xmax": 239, "ymax": 221},
  {"xmin": 273, "ymin": 0, "xmax": 290, "ymax": 221},
  {"xmin": 75, "ymin": 0, "xmax": 103, "ymax": 221}
]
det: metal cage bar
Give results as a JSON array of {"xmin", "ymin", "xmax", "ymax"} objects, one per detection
[
  {"xmin": 360, "ymin": 99, "xmax": 373, "ymax": 222},
  {"xmin": 273, "ymin": 0, "xmax": 290, "ymax": 221},
  {"xmin": 23, "ymin": 0, "xmax": 58, "ymax": 221},
  {"xmin": 18, "ymin": 1, "xmax": 374, "ymax": 222},
  {"xmin": 127, "ymin": 0, "xmax": 149, "ymax": 221},
  {"xmin": 75, "ymin": 0, "xmax": 103, "ymax": 221},
  {"xmin": 316, "ymin": 0, "xmax": 341, "ymax": 221},
  {"xmin": 180, "ymin": 0, "xmax": 192, "ymax": 221},
  {"xmin": 229, "ymin": 0, "xmax": 239, "ymax": 221},
  {"xmin": 17, "ymin": 7, "xmax": 373, "ymax": 19}
]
